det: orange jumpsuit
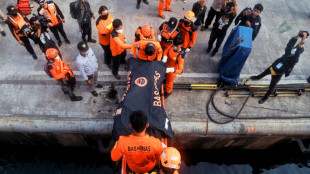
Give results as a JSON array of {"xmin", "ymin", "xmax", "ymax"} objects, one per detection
[
  {"xmin": 130, "ymin": 40, "xmax": 163, "ymax": 61},
  {"xmin": 164, "ymin": 45, "xmax": 185, "ymax": 94},
  {"xmin": 158, "ymin": 22, "xmax": 180, "ymax": 51},
  {"xmin": 158, "ymin": 0, "xmax": 171, "ymax": 17},
  {"xmin": 135, "ymin": 27, "xmax": 156, "ymax": 42},
  {"xmin": 48, "ymin": 58, "xmax": 74, "ymax": 80},
  {"xmin": 177, "ymin": 19, "xmax": 197, "ymax": 49}
]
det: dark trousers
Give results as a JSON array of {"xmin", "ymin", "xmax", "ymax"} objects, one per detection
[
  {"xmin": 50, "ymin": 22, "xmax": 68, "ymax": 41},
  {"xmin": 100, "ymin": 44, "xmax": 112, "ymax": 65},
  {"xmin": 204, "ymin": 7, "xmax": 221, "ymax": 28},
  {"xmin": 20, "ymin": 35, "xmax": 37, "ymax": 55},
  {"xmin": 59, "ymin": 73, "xmax": 76, "ymax": 98},
  {"xmin": 208, "ymin": 29, "xmax": 227, "ymax": 53},
  {"xmin": 81, "ymin": 22, "xmax": 92, "ymax": 41},
  {"xmin": 112, "ymin": 50, "xmax": 127, "ymax": 75},
  {"xmin": 255, "ymin": 67, "xmax": 283, "ymax": 100},
  {"xmin": 137, "ymin": 0, "xmax": 147, "ymax": 5}
]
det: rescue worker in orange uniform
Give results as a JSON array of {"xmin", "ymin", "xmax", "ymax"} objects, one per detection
[
  {"xmin": 96, "ymin": 6, "xmax": 113, "ymax": 69},
  {"xmin": 134, "ymin": 25, "xmax": 156, "ymax": 42},
  {"xmin": 162, "ymin": 35, "xmax": 185, "ymax": 98},
  {"xmin": 44, "ymin": 48, "xmax": 83, "ymax": 102},
  {"xmin": 159, "ymin": 147, "xmax": 181, "ymax": 174},
  {"xmin": 157, "ymin": 17, "xmax": 180, "ymax": 51},
  {"xmin": 130, "ymin": 25, "xmax": 163, "ymax": 61},
  {"xmin": 177, "ymin": 11, "xmax": 197, "ymax": 55},
  {"xmin": 111, "ymin": 110, "xmax": 164, "ymax": 173},
  {"xmin": 37, "ymin": 0, "xmax": 71, "ymax": 47},
  {"xmin": 158, "ymin": 0, "xmax": 172, "ymax": 19},
  {"xmin": 110, "ymin": 19, "xmax": 132, "ymax": 79},
  {"xmin": 6, "ymin": 5, "xmax": 39, "ymax": 60}
]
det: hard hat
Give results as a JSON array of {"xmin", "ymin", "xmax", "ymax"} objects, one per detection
[
  {"xmin": 145, "ymin": 43, "xmax": 155, "ymax": 56},
  {"xmin": 141, "ymin": 25, "xmax": 151, "ymax": 38},
  {"xmin": 161, "ymin": 147, "xmax": 181, "ymax": 170},
  {"xmin": 45, "ymin": 48, "xmax": 59, "ymax": 59},
  {"xmin": 184, "ymin": 11, "xmax": 195, "ymax": 22}
]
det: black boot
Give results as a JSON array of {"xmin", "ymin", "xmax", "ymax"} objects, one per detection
[
  {"xmin": 143, "ymin": 0, "xmax": 149, "ymax": 4},
  {"xmin": 65, "ymin": 39, "xmax": 71, "ymax": 44},
  {"xmin": 1, "ymin": 31, "xmax": 6, "ymax": 36},
  {"xmin": 32, "ymin": 54, "xmax": 38, "ymax": 60},
  {"xmin": 70, "ymin": 94, "xmax": 83, "ymax": 101},
  {"xmin": 58, "ymin": 40, "xmax": 62, "ymax": 47},
  {"xmin": 87, "ymin": 38, "xmax": 96, "ymax": 43},
  {"xmin": 258, "ymin": 96, "xmax": 268, "ymax": 104}
]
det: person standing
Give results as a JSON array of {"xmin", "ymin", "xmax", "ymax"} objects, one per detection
[
  {"xmin": 76, "ymin": 42, "xmax": 103, "ymax": 97},
  {"xmin": 37, "ymin": 0, "xmax": 71, "ymax": 46},
  {"xmin": 157, "ymin": 17, "xmax": 180, "ymax": 51},
  {"xmin": 75, "ymin": 0, "xmax": 96, "ymax": 43},
  {"xmin": 250, "ymin": 31, "xmax": 308, "ymax": 104},
  {"xmin": 192, "ymin": 0, "xmax": 207, "ymax": 30},
  {"xmin": 111, "ymin": 110, "xmax": 164, "ymax": 173},
  {"xmin": 110, "ymin": 19, "xmax": 132, "ymax": 79},
  {"xmin": 201, "ymin": 0, "xmax": 223, "ymax": 31},
  {"xmin": 158, "ymin": 0, "xmax": 172, "ymax": 19},
  {"xmin": 6, "ymin": 5, "xmax": 39, "ymax": 60},
  {"xmin": 44, "ymin": 48, "xmax": 83, "ymax": 102},
  {"xmin": 134, "ymin": 25, "xmax": 156, "ymax": 42},
  {"xmin": 136, "ymin": 0, "xmax": 149, "ymax": 9},
  {"xmin": 162, "ymin": 35, "xmax": 185, "ymax": 98},
  {"xmin": 207, "ymin": 0, "xmax": 237, "ymax": 57},
  {"xmin": 0, "ymin": 9, "xmax": 6, "ymax": 36},
  {"xmin": 177, "ymin": 11, "xmax": 197, "ymax": 55},
  {"xmin": 234, "ymin": 3, "xmax": 263, "ymax": 41},
  {"xmin": 96, "ymin": 6, "xmax": 113, "ymax": 69}
]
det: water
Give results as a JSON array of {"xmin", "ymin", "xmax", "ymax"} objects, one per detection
[{"xmin": 0, "ymin": 141, "xmax": 309, "ymax": 174}]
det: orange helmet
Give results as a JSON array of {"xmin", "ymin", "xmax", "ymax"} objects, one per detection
[
  {"xmin": 141, "ymin": 25, "xmax": 151, "ymax": 38},
  {"xmin": 184, "ymin": 11, "xmax": 195, "ymax": 22},
  {"xmin": 45, "ymin": 48, "xmax": 59, "ymax": 59},
  {"xmin": 161, "ymin": 147, "xmax": 181, "ymax": 170}
]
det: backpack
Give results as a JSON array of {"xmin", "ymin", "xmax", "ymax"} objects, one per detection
[
  {"xmin": 69, "ymin": 1, "xmax": 78, "ymax": 19},
  {"xmin": 44, "ymin": 62, "xmax": 56, "ymax": 78}
]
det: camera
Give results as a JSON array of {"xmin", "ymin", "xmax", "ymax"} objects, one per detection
[
  {"xmin": 299, "ymin": 31, "xmax": 309, "ymax": 38},
  {"xmin": 33, "ymin": 14, "xmax": 50, "ymax": 28}
]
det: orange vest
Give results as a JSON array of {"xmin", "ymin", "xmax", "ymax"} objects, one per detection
[
  {"xmin": 160, "ymin": 23, "xmax": 179, "ymax": 43},
  {"xmin": 96, "ymin": 13, "xmax": 113, "ymax": 46},
  {"xmin": 130, "ymin": 40, "xmax": 163, "ymax": 61},
  {"xmin": 165, "ymin": 45, "xmax": 184, "ymax": 74},
  {"xmin": 49, "ymin": 59, "xmax": 74, "ymax": 80},
  {"xmin": 110, "ymin": 30, "xmax": 132, "ymax": 57},
  {"xmin": 38, "ymin": 2, "xmax": 61, "ymax": 26},
  {"xmin": 8, "ymin": 13, "xmax": 31, "ymax": 38}
]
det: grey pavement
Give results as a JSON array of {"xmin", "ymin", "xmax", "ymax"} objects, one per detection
[{"xmin": 1, "ymin": 0, "xmax": 310, "ymax": 148}]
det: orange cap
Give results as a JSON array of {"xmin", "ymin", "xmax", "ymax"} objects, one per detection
[
  {"xmin": 45, "ymin": 48, "xmax": 59, "ymax": 59},
  {"xmin": 161, "ymin": 147, "xmax": 181, "ymax": 170},
  {"xmin": 141, "ymin": 25, "xmax": 151, "ymax": 38}
]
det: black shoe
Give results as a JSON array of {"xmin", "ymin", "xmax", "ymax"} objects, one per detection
[
  {"xmin": 1, "ymin": 31, "xmax": 6, "ymax": 36},
  {"xmin": 258, "ymin": 97, "xmax": 268, "ymax": 104},
  {"xmin": 164, "ymin": 92, "xmax": 171, "ymax": 99},
  {"xmin": 70, "ymin": 95, "xmax": 83, "ymax": 101},
  {"xmin": 65, "ymin": 39, "xmax": 71, "ymax": 44},
  {"xmin": 58, "ymin": 40, "xmax": 62, "ymax": 46},
  {"xmin": 91, "ymin": 90, "xmax": 98, "ymax": 97},
  {"xmin": 32, "ymin": 54, "xmax": 38, "ymax": 60},
  {"xmin": 96, "ymin": 84, "xmax": 103, "ymax": 88},
  {"xmin": 201, "ymin": 26, "xmax": 208, "ymax": 31},
  {"xmin": 88, "ymin": 39, "xmax": 96, "ymax": 43},
  {"xmin": 210, "ymin": 51, "xmax": 216, "ymax": 57},
  {"xmin": 114, "ymin": 74, "xmax": 121, "ymax": 80},
  {"xmin": 143, "ymin": 0, "xmax": 149, "ymax": 4},
  {"xmin": 136, "ymin": 3, "xmax": 140, "ymax": 9},
  {"xmin": 206, "ymin": 47, "xmax": 211, "ymax": 53}
]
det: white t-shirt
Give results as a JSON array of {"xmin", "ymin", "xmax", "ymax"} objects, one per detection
[{"xmin": 76, "ymin": 48, "xmax": 98, "ymax": 81}]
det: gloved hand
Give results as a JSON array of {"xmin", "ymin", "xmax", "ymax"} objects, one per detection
[
  {"xmin": 185, "ymin": 47, "xmax": 191, "ymax": 53},
  {"xmin": 162, "ymin": 56, "xmax": 168, "ymax": 63},
  {"xmin": 130, "ymin": 54, "xmax": 134, "ymax": 58},
  {"xmin": 166, "ymin": 67, "xmax": 175, "ymax": 73},
  {"xmin": 157, "ymin": 35, "xmax": 162, "ymax": 41}
]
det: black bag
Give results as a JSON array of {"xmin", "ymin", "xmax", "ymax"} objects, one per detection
[
  {"xmin": 81, "ymin": 12, "xmax": 91, "ymax": 27},
  {"xmin": 69, "ymin": 1, "xmax": 78, "ymax": 19}
]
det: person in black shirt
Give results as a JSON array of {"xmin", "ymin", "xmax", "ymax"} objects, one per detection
[
  {"xmin": 192, "ymin": 0, "xmax": 207, "ymax": 30},
  {"xmin": 250, "ymin": 31, "xmax": 308, "ymax": 104},
  {"xmin": 207, "ymin": 0, "xmax": 237, "ymax": 57},
  {"xmin": 235, "ymin": 3, "xmax": 263, "ymax": 41}
]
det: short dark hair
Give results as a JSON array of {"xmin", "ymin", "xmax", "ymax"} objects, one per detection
[
  {"xmin": 254, "ymin": 3, "xmax": 263, "ymax": 12},
  {"xmin": 173, "ymin": 35, "xmax": 184, "ymax": 46},
  {"xmin": 130, "ymin": 110, "xmax": 148, "ymax": 133},
  {"xmin": 98, "ymin": 6, "xmax": 108, "ymax": 13},
  {"xmin": 145, "ymin": 43, "xmax": 155, "ymax": 56},
  {"xmin": 113, "ymin": 19, "xmax": 122, "ymax": 29}
]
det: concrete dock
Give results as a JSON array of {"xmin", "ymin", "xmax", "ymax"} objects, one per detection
[{"xmin": 1, "ymin": 0, "xmax": 310, "ymax": 149}]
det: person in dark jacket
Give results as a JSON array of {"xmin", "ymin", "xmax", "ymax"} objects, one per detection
[
  {"xmin": 207, "ymin": 0, "xmax": 237, "ymax": 57},
  {"xmin": 192, "ymin": 0, "xmax": 207, "ymax": 29},
  {"xmin": 75, "ymin": 0, "xmax": 96, "ymax": 43},
  {"xmin": 250, "ymin": 31, "xmax": 308, "ymax": 104},
  {"xmin": 234, "ymin": 3, "xmax": 263, "ymax": 41},
  {"xmin": 200, "ymin": 0, "xmax": 223, "ymax": 31}
]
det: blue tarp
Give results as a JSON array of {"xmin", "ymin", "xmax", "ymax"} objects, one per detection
[{"xmin": 218, "ymin": 26, "xmax": 253, "ymax": 85}]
